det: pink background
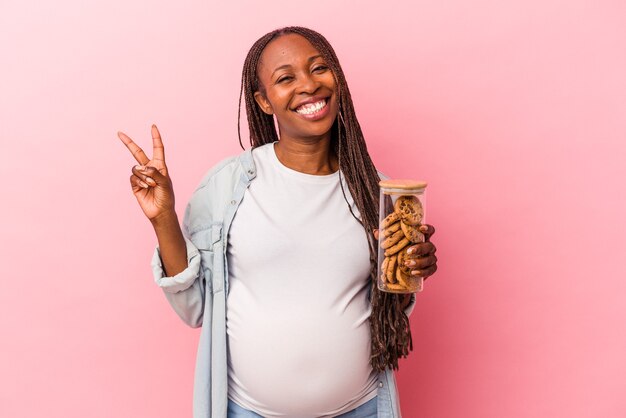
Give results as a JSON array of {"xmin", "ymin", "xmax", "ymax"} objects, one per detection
[{"xmin": 1, "ymin": 1, "xmax": 625, "ymax": 417}]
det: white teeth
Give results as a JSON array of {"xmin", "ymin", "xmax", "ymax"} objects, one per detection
[{"xmin": 295, "ymin": 99, "xmax": 327, "ymax": 115}]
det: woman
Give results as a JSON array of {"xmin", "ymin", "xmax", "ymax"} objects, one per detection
[{"xmin": 119, "ymin": 26, "xmax": 437, "ymax": 418}]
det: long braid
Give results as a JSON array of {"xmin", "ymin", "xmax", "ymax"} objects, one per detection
[{"xmin": 237, "ymin": 26, "xmax": 412, "ymax": 372}]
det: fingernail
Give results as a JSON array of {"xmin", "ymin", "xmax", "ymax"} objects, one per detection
[
  {"xmin": 135, "ymin": 165, "xmax": 144, "ymax": 170},
  {"xmin": 405, "ymin": 260, "xmax": 416, "ymax": 267},
  {"xmin": 420, "ymin": 225, "xmax": 428, "ymax": 232},
  {"xmin": 139, "ymin": 181, "xmax": 149, "ymax": 188},
  {"xmin": 146, "ymin": 177, "xmax": 156, "ymax": 185},
  {"xmin": 411, "ymin": 270, "xmax": 422, "ymax": 276},
  {"xmin": 407, "ymin": 247, "xmax": 415, "ymax": 254}
]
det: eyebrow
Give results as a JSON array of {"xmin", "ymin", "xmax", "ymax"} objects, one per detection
[{"xmin": 270, "ymin": 54, "xmax": 324, "ymax": 78}]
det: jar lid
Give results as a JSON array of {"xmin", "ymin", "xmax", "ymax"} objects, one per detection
[{"xmin": 379, "ymin": 179, "xmax": 427, "ymax": 190}]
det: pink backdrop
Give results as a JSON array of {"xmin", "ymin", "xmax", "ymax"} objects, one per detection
[{"xmin": 1, "ymin": 1, "xmax": 625, "ymax": 417}]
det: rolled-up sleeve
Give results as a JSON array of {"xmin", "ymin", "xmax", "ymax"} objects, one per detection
[
  {"xmin": 151, "ymin": 236, "xmax": 201, "ymax": 293},
  {"xmin": 150, "ymin": 233, "xmax": 206, "ymax": 328}
]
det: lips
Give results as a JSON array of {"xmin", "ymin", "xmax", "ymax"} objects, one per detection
[
  {"xmin": 294, "ymin": 98, "xmax": 328, "ymax": 115},
  {"xmin": 292, "ymin": 95, "xmax": 330, "ymax": 111},
  {"xmin": 291, "ymin": 97, "xmax": 331, "ymax": 121}
]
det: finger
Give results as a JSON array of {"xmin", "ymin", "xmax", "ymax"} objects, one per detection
[
  {"xmin": 403, "ymin": 254, "xmax": 437, "ymax": 270},
  {"xmin": 131, "ymin": 165, "xmax": 164, "ymax": 186},
  {"xmin": 151, "ymin": 124, "xmax": 165, "ymax": 163},
  {"xmin": 140, "ymin": 165, "xmax": 166, "ymax": 183},
  {"xmin": 412, "ymin": 263, "xmax": 437, "ymax": 278},
  {"xmin": 130, "ymin": 174, "xmax": 149, "ymax": 190},
  {"xmin": 131, "ymin": 167, "xmax": 156, "ymax": 187},
  {"xmin": 118, "ymin": 131, "xmax": 150, "ymax": 165},
  {"xmin": 373, "ymin": 229, "xmax": 379, "ymax": 241},
  {"xmin": 419, "ymin": 224, "xmax": 435, "ymax": 240},
  {"xmin": 407, "ymin": 242, "xmax": 436, "ymax": 256}
]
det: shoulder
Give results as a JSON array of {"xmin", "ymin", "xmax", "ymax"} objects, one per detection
[
  {"xmin": 182, "ymin": 149, "xmax": 250, "ymax": 233},
  {"xmin": 193, "ymin": 153, "xmax": 244, "ymax": 193}
]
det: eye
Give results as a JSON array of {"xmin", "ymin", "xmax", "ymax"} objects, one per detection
[
  {"xmin": 313, "ymin": 65, "xmax": 328, "ymax": 72},
  {"xmin": 276, "ymin": 75, "xmax": 293, "ymax": 84}
]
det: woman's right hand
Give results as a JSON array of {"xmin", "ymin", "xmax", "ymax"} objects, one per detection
[{"xmin": 118, "ymin": 124, "xmax": 176, "ymax": 223}]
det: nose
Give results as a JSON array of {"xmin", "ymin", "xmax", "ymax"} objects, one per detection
[{"xmin": 294, "ymin": 71, "xmax": 319, "ymax": 94}]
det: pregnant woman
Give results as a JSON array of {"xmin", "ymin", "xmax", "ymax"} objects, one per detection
[{"xmin": 119, "ymin": 26, "xmax": 438, "ymax": 418}]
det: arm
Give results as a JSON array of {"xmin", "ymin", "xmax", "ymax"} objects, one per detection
[
  {"xmin": 402, "ymin": 293, "xmax": 417, "ymax": 317},
  {"xmin": 400, "ymin": 294, "xmax": 412, "ymax": 310},
  {"xmin": 118, "ymin": 125, "xmax": 207, "ymax": 328},
  {"xmin": 151, "ymin": 210, "xmax": 188, "ymax": 277},
  {"xmin": 150, "ymin": 201, "xmax": 206, "ymax": 328}
]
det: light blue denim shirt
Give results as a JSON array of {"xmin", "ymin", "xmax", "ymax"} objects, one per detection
[{"xmin": 151, "ymin": 146, "xmax": 417, "ymax": 418}]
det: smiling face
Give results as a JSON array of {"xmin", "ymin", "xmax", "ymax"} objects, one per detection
[{"xmin": 253, "ymin": 33, "xmax": 339, "ymax": 142}]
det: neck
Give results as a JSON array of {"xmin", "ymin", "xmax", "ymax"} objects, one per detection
[{"xmin": 273, "ymin": 134, "xmax": 339, "ymax": 175}]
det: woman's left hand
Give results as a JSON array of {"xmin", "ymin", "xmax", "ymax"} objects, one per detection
[
  {"xmin": 406, "ymin": 224, "xmax": 437, "ymax": 281},
  {"xmin": 374, "ymin": 224, "xmax": 438, "ymax": 281}
]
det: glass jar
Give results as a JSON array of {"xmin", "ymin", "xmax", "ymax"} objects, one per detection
[{"xmin": 377, "ymin": 179, "xmax": 427, "ymax": 294}]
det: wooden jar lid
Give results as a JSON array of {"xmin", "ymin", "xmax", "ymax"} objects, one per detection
[{"xmin": 379, "ymin": 179, "xmax": 427, "ymax": 190}]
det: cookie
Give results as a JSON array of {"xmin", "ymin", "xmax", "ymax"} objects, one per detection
[
  {"xmin": 396, "ymin": 266, "xmax": 411, "ymax": 287},
  {"xmin": 401, "ymin": 221, "xmax": 425, "ymax": 244},
  {"xmin": 396, "ymin": 247, "xmax": 413, "ymax": 275},
  {"xmin": 381, "ymin": 212, "xmax": 400, "ymax": 229},
  {"xmin": 384, "ymin": 237, "xmax": 410, "ymax": 256},
  {"xmin": 381, "ymin": 256, "xmax": 389, "ymax": 282},
  {"xmin": 381, "ymin": 229, "xmax": 404, "ymax": 249},
  {"xmin": 384, "ymin": 283, "xmax": 408, "ymax": 291},
  {"xmin": 393, "ymin": 195, "xmax": 423, "ymax": 226},
  {"xmin": 386, "ymin": 255, "xmax": 398, "ymax": 284},
  {"xmin": 383, "ymin": 221, "xmax": 401, "ymax": 237}
]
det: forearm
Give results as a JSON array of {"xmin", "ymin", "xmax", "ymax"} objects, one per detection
[
  {"xmin": 151, "ymin": 210, "xmax": 188, "ymax": 277},
  {"xmin": 400, "ymin": 294, "xmax": 412, "ymax": 311}
]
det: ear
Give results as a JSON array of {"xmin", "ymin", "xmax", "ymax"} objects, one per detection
[{"xmin": 254, "ymin": 91, "xmax": 274, "ymax": 115}]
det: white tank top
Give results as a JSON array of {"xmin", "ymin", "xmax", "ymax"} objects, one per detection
[{"xmin": 226, "ymin": 141, "xmax": 378, "ymax": 417}]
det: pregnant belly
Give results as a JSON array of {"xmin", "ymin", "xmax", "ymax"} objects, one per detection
[{"xmin": 226, "ymin": 302, "xmax": 375, "ymax": 415}]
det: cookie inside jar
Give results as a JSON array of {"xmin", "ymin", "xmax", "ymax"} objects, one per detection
[{"xmin": 377, "ymin": 179, "xmax": 427, "ymax": 294}]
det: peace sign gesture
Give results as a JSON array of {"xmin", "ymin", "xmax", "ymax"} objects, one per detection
[{"xmin": 118, "ymin": 124, "xmax": 176, "ymax": 222}]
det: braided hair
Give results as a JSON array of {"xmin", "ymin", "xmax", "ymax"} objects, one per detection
[{"xmin": 237, "ymin": 26, "xmax": 413, "ymax": 372}]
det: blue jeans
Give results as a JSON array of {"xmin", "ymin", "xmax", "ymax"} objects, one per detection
[{"xmin": 227, "ymin": 396, "xmax": 378, "ymax": 418}]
